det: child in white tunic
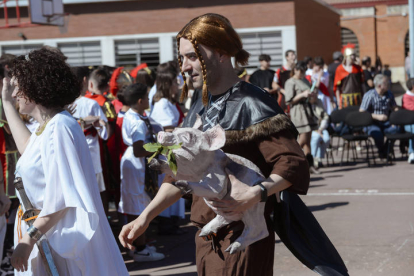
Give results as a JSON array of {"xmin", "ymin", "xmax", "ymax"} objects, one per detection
[
  {"xmin": 72, "ymin": 96, "xmax": 109, "ymax": 192},
  {"xmin": 1, "ymin": 48, "xmax": 128, "ymax": 275},
  {"xmin": 118, "ymin": 109, "xmax": 162, "ymax": 215},
  {"xmin": 117, "ymin": 83, "xmax": 165, "ymax": 262}
]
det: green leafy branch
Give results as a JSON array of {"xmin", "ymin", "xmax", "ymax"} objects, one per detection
[{"xmin": 143, "ymin": 142, "xmax": 182, "ymax": 175}]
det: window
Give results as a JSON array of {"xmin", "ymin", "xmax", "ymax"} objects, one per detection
[
  {"xmin": 115, "ymin": 38, "xmax": 159, "ymax": 69},
  {"xmin": 1, "ymin": 44, "xmax": 43, "ymax": 56},
  {"xmin": 172, "ymin": 36, "xmax": 179, "ymax": 60},
  {"xmin": 239, "ymin": 32, "xmax": 283, "ymax": 71},
  {"xmin": 58, "ymin": 42, "xmax": 102, "ymax": 66}
]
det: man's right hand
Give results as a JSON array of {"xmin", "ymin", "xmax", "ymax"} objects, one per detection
[{"xmin": 119, "ymin": 216, "xmax": 149, "ymax": 250}]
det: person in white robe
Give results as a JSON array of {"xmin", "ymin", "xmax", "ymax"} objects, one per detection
[
  {"xmin": 1, "ymin": 48, "xmax": 128, "ymax": 275},
  {"xmin": 72, "ymin": 96, "xmax": 109, "ymax": 192}
]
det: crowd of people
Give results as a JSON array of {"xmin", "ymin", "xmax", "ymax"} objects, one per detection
[
  {"xmin": 248, "ymin": 46, "xmax": 414, "ymax": 166},
  {"xmin": 0, "ymin": 12, "xmax": 410, "ymax": 276}
]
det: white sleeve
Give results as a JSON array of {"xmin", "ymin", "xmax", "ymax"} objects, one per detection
[
  {"xmin": 40, "ymin": 118, "xmax": 99, "ymax": 259},
  {"xmin": 148, "ymin": 85, "xmax": 157, "ymax": 111},
  {"xmin": 131, "ymin": 120, "xmax": 147, "ymax": 143},
  {"xmin": 91, "ymin": 102, "xmax": 109, "ymax": 140},
  {"xmin": 150, "ymin": 100, "xmax": 177, "ymax": 127}
]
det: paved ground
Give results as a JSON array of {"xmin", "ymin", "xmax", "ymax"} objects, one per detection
[{"xmin": 117, "ymin": 142, "xmax": 414, "ymax": 276}]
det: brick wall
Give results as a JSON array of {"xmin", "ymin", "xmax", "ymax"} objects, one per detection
[
  {"xmin": 339, "ymin": 4, "xmax": 409, "ymax": 67},
  {"xmin": 375, "ymin": 5, "xmax": 409, "ymax": 68},
  {"xmin": 294, "ymin": 0, "xmax": 342, "ymax": 64},
  {"xmin": 341, "ymin": 17, "xmax": 377, "ymax": 61},
  {"xmin": 0, "ymin": 0, "xmax": 295, "ymax": 41}
]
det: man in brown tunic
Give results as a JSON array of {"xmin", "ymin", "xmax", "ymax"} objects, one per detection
[{"xmin": 119, "ymin": 13, "xmax": 310, "ymax": 275}]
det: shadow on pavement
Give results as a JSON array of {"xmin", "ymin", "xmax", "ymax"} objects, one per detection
[
  {"xmin": 309, "ymin": 184, "xmax": 327, "ymax": 189},
  {"xmin": 326, "ymin": 164, "xmax": 384, "ymax": 173},
  {"xmin": 323, "ymin": 174, "xmax": 343, "ymax": 178},
  {"xmin": 307, "ymin": 202, "xmax": 349, "ymax": 212},
  {"xmin": 310, "ymin": 177, "xmax": 324, "ymax": 182}
]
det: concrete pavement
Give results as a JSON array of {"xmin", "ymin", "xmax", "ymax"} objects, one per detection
[{"xmin": 122, "ymin": 146, "xmax": 414, "ymax": 276}]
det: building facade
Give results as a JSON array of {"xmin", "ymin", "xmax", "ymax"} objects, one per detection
[
  {"xmin": 325, "ymin": 0, "xmax": 410, "ymax": 84},
  {"xmin": 0, "ymin": 0, "xmax": 341, "ymax": 73}
]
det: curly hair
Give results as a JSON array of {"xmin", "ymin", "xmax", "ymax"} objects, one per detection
[{"xmin": 9, "ymin": 48, "xmax": 80, "ymax": 109}]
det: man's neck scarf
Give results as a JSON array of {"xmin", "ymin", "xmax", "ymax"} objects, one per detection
[{"xmin": 202, "ymin": 82, "xmax": 241, "ymax": 131}]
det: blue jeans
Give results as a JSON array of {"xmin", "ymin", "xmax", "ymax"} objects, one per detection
[
  {"xmin": 311, "ymin": 130, "xmax": 331, "ymax": 159},
  {"xmin": 364, "ymin": 121, "xmax": 400, "ymax": 154},
  {"xmin": 404, "ymin": 124, "xmax": 414, "ymax": 154}
]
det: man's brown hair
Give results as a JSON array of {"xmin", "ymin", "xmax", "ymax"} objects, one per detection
[{"xmin": 176, "ymin": 13, "xmax": 250, "ymax": 105}]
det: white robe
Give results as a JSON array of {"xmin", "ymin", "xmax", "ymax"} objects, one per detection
[{"xmin": 14, "ymin": 111, "xmax": 128, "ymax": 276}]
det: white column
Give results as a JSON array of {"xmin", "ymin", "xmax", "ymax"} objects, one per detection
[
  {"xmin": 101, "ymin": 37, "xmax": 116, "ymax": 66},
  {"xmin": 159, "ymin": 34, "xmax": 174, "ymax": 63},
  {"xmin": 282, "ymin": 26, "xmax": 297, "ymax": 57},
  {"xmin": 43, "ymin": 41, "xmax": 57, "ymax": 47}
]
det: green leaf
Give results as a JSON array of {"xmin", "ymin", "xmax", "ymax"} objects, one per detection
[
  {"xmin": 165, "ymin": 143, "xmax": 182, "ymax": 150},
  {"xmin": 143, "ymin": 143, "xmax": 163, "ymax": 152},
  {"xmin": 161, "ymin": 147, "xmax": 169, "ymax": 155},
  {"xmin": 147, "ymin": 151, "xmax": 159, "ymax": 164},
  {"xmin": 167, "ymin": 150, "xmax": 178, "ymax": 175}
]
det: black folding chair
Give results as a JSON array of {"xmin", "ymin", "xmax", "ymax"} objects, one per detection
[
  {"xmin": 385, "ymin": 109, "xmax": 414, "ymax": 164},
  {"xmin": 340, "ymin": 111, "xmax": 376, "ymax": 167},
  {"xmin": 329, "ymin": 106, "xmax": 360, "ymax": 155}
]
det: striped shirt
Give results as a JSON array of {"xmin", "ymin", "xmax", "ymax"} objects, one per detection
[{"xmin": 360, "ymin": 89, "xmax": 396, "ymax": 117}]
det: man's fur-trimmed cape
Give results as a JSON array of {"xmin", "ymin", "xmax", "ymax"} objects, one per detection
[{"xmin": 182, "ymin": 81, "xmax": 297, "ymax": 141}]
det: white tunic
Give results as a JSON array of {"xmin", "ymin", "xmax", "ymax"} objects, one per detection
[
  {"xmin": 72, "ymin": 97, "xmax": 108, "ymax": 174},
  {"xmin": 148, "ymin": 84, "xmax": 157, "ymax": 113},
  {"xmin": 150, "ymin": 98, "xmax": 180, "ymax": 128},
  {"xmin": 14, "ymin": 111, "xmax": 128, "ymax": 276},
  {"xmin": 25, "ymin": 118, "xmax": 39, "ymax": 133},
  {"xmin": 118, "ymin": 109, "xmax": 164, "ymax": 215}
]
